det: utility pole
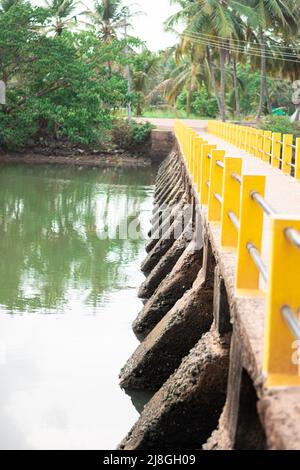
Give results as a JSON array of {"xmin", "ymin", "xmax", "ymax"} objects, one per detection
[
  {"xmin": 124, "ymin": 12, "xmax": 132, "ymax": 122},
  {"xmin": 291, "ymin": 80, "xmax": 300, "ymax": 123}
]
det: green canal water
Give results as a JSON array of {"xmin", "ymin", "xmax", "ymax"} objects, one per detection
[{"xmin": 0, "ymin": 163, "xmax": 155, "ymax": 450}]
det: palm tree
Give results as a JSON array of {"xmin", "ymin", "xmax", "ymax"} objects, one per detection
[
  {"xmin": 244, "ymin": 0, "xmax": 297, "ymax": 120},
  {"xmin": 149, "ymin": 41, "xmax": 211, "ymax": 116},
  {"xmin": 192, "ymin": 1, "xmax": 258, "ymax": 121},
  {"xmin": 167, "ymin": 0, "xmax": 257, "ymax": 121},
  {"xmin": 90, "ymin": 0, "xmax": 128, "ymax": 42},
  {"xmin": 44, "ymin": 0, "xmax": 87, "ymax": 35},
  {"xmin": 229, "ymin": 50, "xmax": 242, "ymax": 118},
  {"xmin": 131, "ymin": 51, "xmax": 159, "ymax": 116},
  {"xmin": 165, "ymin": 2, "xmax": 222, "ymax": 114}
]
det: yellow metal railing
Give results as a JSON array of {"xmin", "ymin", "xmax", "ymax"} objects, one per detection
[
  {"xmin": 175, "ymin": 120, "xmax": 300, "ymax": 388},
  {"xmin": 207, "ymin": 121, "xmax": 300, "ymax": 180}
]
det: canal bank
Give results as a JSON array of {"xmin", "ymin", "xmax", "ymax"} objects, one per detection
[{"xmin": 0, "ymin": 129, "xmax": 174, "ymax": 169}]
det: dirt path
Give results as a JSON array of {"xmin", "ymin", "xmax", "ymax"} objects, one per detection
[{"xmin": 137, "ymin": 117, "xmax": 208, "ymax": 132}]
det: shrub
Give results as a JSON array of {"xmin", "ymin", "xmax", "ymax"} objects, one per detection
[
  {"xmin": 259, "ymin": 115, "xmax": 294, "ymax": 134},
  {"xmin": 259, "ymin": 115, "xmax": 300, "ymax": 138},
  {"xmin": 191, "ymin": 90, "xmax": 219, "ymax": 118},
  {"xmin": 176, "ymin": 89, "xmax": 218, "ymax": 118},
  {"xmin": 112, "ymin": 120, "xmax": 154, "ymax": 151},
  {"xmin": 0, "ymin": 5, "xmax": 128, "ymax": 151}
]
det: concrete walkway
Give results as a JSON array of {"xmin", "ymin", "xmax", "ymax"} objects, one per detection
[
  {"xmin": 196, "ymin": 125, "xmax": 300, "ymax": 280},
  {"xmin": 138, "ymin": 117, "xmax": 208, "ymax": 132},
  {"xmin": 145, "ymin": 118, "xmax": 300, "ymax": 275}
]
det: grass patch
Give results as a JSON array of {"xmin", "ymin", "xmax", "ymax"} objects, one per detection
[
  {"xmin": 141, "ymin": 109, "xmax": 209, "ymax": 120},
  {"xmin": 117, "ymin": 108, "xmax": 209, "ymax": 120}
]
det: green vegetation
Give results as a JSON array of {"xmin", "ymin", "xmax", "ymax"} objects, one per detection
[
  {"xmin": 258, "ymin": 115, "xmax": 300, "ymax": 137},
  {"xmin": 141, "ymin": 109, "xmax": 206, "ymax": 120},
  {"xmin": 160, "ymin": 0, "xmax": 300, "ymax": 122},
  {"xmin": 0, "ymin": 0, "xmax": 155, "ymax": 152},
  {"xmin": 112, "ymin": 120, "xmax": 154, "ymax": 150},
  {"xmin": 1, "ymin": 0, "xmax": 300, "ymax": 152}
]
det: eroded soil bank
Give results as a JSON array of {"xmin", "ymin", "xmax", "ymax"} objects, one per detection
[
  {"xmin": 0, "ymin": 152, "xmax": 152, "ymax": 168},
  {"xmin": 0, "ymin": 129, "xmax": 174, "ymax": 169}
]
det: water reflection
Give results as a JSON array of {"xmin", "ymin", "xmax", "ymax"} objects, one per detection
[
  {"xmin": 0, "ymin": 164, "xmax": 155, "ymax": 315},
  {"xmin": 0, "ymin": 163, "xmax": 155, "ymax": 449}
]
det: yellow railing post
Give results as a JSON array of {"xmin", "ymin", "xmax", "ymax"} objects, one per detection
[
  {"xmin": 234, "ymin": 126, "xmax": 238, "ymax": 146},
  {"xmin": 240, "ymin": 126, "xmax": 244, "ymax": 149},
  {"xmin": 206, "ymin": 121, "xmax": 299, "ymax": 184},
  {"xmin": 232, "ymin": 124, "xmax": 236, "ymax": 145},
  {"xmin": 236, "ymin": 175, "xmax": 266, "ymax": 293},
  {"xmin": 295, "ymin": 138, "xmax": 300, "ymax": 180},
  {"xmin": 271, "ymin": 132, "xmax": 282, "ymax": 169},
  {"xmin": 188, "ymin": 130, "xmax": 196, "ymax": 170},
  {"xmin": 253, "ymin": 129, "xmax": 258, "ymax": 156},
  {"xmin": 256, "ymin": 129, "xmax": 264, "ymax": 158},
  {"xmin": 225, "ymin": 123, "xmax": 229, "ymax": 142},
  {"xmin": 191, "ymin": 135, "xmax": 200, "ymax": 180},
  {"xmin": 240, "ymin": 127, "xmax": 244, "ymax": 149},
  {"xmin": 239, "ymin": 127, "xmax": 243, "ymax": 149},
  {"xmin": 195, "ymin": 140, "xmax": 208, "ymax": 194},
  {"xmin": 189, "ymin": 133, "xmax": 195, "ymax": 175},
  {"xmin": 264, "ymin": 216, "xmax": 300, "ymax": 388},
  {"xmin": 228, "ymin": 124, "xmax": 232, "ymax": 143},
  {"xmin": 199, "ymin": 144, "xmax": 217, "ymax": 205},
  {"xmin": 262, "ymin": 130, "xmax": 272, "ymax": 163},
  {"xmin": 193, "ymin": 136, "xmax": 205, "ymax": 190},
  {"xmin": 237, "ymin": 126, "xmax": 241, "ymax": 148},
  {"xmin": 282, "ymin": 134, "xmax": 293, "ymax": 175},
  {"xmin": 231, "ymin": 125, "xmax": 236, "ymax": 145},
  {"xmin": 250, "ymin": 128, "xmax": 256, "ymax": 156},
  {"xmin": 221, "ymin": 157, "xmax": 242, "ymax": 249},
  {"xmin": 208, "ymin": 150, "xmax": 225, "ymax": 222},
  {"xmin": 246, "ymin": 127, "xmax": 252, "ymax": 153},
  {"xmin": 239, "ymin": 126, "xmax": 243, "ymax": 149}
]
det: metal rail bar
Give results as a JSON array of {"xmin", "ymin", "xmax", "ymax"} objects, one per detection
[
  {"xmin": 246, "ymin": 242, "xmax": 268, "ymax": 283},
  {"xmin": 276, "ymin": 141, "xmax": 297, "ymax": 149},
  {"xmin": 281, "ymin": 305, "xmax": 300, "ymax": 341},
  {"xmin": 251, "ymin": 192, "xmax": 276, "ymax": 216},
  {"xmin": 228, "ymin": 211, "xmax": 240, "ymax": 231},
  {"xmin": 214, "ymin": 192, "xmax": 223, "ymax": 205},
  {"xmin": 285, "ymin": 228, "xmax": 300, "ymax": 250},
  {"xmin": 216, "ymin": 160, "xmax": 225, "ymax": 169},
  {"xmin": 231, "ymin": 173, "xmax": 242, "ymax": 185},
  {"xmin": 286, "ymin": 143, "xmax": 296, "ymax": 149}
]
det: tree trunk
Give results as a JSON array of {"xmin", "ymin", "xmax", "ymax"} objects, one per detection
[
  {"xmin": 186, "ymin": 86, "xmax": 193, "ymax": 116},
  {"xmin": 136, "ymin": 101, "xmax": 142, "ymax": 116},
  {"xmin": 206, "ymin": 46, "xmax": 222, "ymax": 117},
  {"xmin": 264, "ymin": 76, "xmax": 272, "ymax": 114},
  {"xmin": 233, "ymin": 56, "xmax": 241, "ymax": 118},
  {"xmin": 256, "ymin": 29, "xmax": 267, "ymax": 121},
  {"xmin": 219, "ymin": 46, "xmax": 226, "ymax": 122}
]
